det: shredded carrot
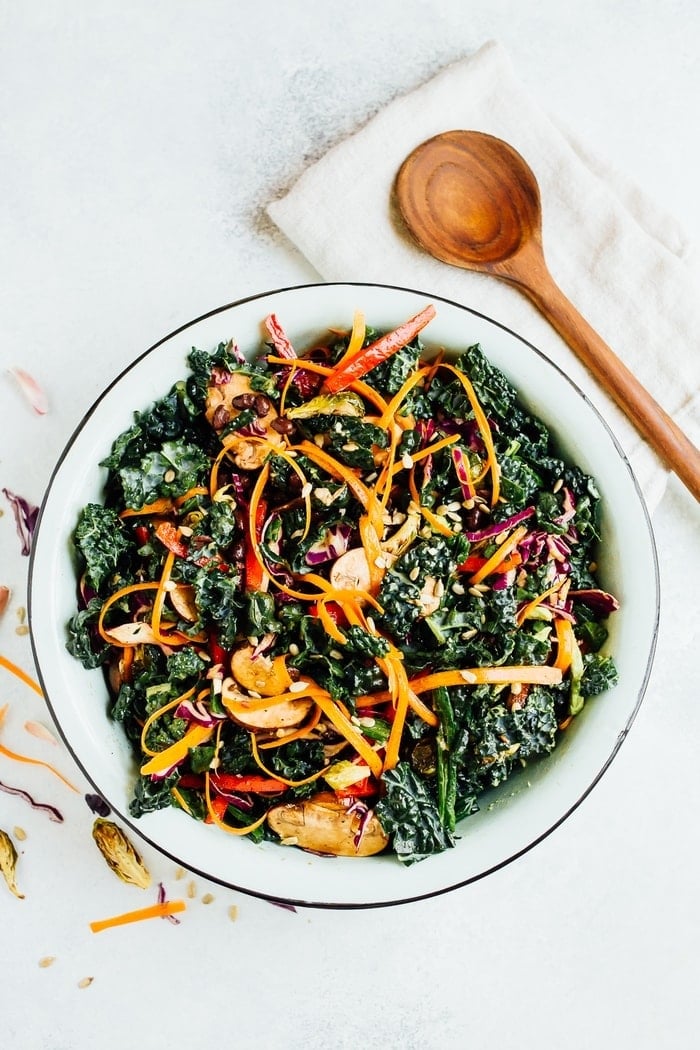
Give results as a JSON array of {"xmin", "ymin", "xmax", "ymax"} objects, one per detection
[
  {"xmin": 381, "ymin": 646, "xmax": 412, "ymax": 771},
  {"xmin": 248, "ymin": 460, "xmax": 272, "ymax": 590},
  {"xmin": 140, "ymin": 686, "xmax": 197, "ymax": 758},
  {"xmin": 150, "ymin": 550, "xmax": 176, "ymax": 643},
  {"xmin": 358, "ymin": 495, "xmax": 386, "ymax": 594},
  {"xmin": 246, "ymin": 438, "xmax": 312, "ymax": 540},
  {"xmin": 315, "ymin": 598, "xmax": 348, "ymax": 645},
  {"xmin": 468, "ymin": 525, "xmax": 528, "ymax": 585},
  {"xmin": 378, "ymin": 365, "xmax": 431, "ymax": 429},
  {"xmin": 119, "ymin": 497, "xmax": 174, "ymax": 518},
  {"xmin": 333, "ymin": 310, "xmax": 366, "ymax": 370},
  {"xmin": 140, "ymin": 723, "xmax": 214, "ymax": 776},
  {"xmin": 423, "ymin": 349, "xmax": 445, "ymax": 390},
  {"xmin": 302, "ymin": 574, "xmax": 384, "ymax": 615},
  {"xmin": 408, "ymin": 468, "xmax": 454, "ymax": 538},
  {"xmin": 437, "ymin": 362, "xmax": 501, "ymax": 505},
  {"xmin": 295, "ymin": 441, "xmax": 372, "ymax": 509},
  {"xmin": 90, "ymin": 900, "xmax": 186, "ymax": 933},
  {"xmin": 278, "ymin": 361, "xmax": 300, "ymax": 418},
  {"xmin": 266, "ymin": 355, "xmax": 390, "ymax": 415},
  {"xmin": 408, "ymin": 665, "xmax": 563, "ymax": 693},
  {"xmin": 203, "ymin": 772, "xmax": 270, "ymax": 835},
  {"xmin": 97, "ymin": 580, "xmax": 160, "ymax": 646},
  {"xmin": 554, "ymin": 618, "xmax": 575, "ymax": 673},
  {"xmin": 221, "ymin": 680, "xmax": 327, "ymax": 715},
  {"xmin": 174, "ymin": 486, "xmax": 208, "ymax": 508},
  {"xmin": 388, "ymin": 433, "xmax": 460, "ymax": 478},
  {"xmin": 209, "ymin": 441, "xmax": 234, "ymax": 499},
  {"xmin": 375, "ymin": 422, "xmax": 401, "ymax": 510},
  {"xmin": 0, "ymin": 739, "xmax": 80, "ymax": 793},
  {"xmin": 249, "ymin": 733, "xmax": 329, "ymax": 787},
  {"xmin": 515, "ymin": 581, "xmax": 563, "ymax": 627},
  {"xmin": 311, "ymin": 691, "xmax": 383, "ymax": 778},
  {"xmin": 0, "ymin": 654, "xmax": 43, "ymax": 696}
]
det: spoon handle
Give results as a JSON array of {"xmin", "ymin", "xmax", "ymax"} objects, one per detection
[{"xmin": 507, "ymin": 251, "xmax": 700, "ymax": 502}]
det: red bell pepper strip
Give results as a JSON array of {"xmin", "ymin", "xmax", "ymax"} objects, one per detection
[
  {"xmin": 154, "ymin": 521, "xmax": 189, "ymax": 558},
  {"xmin": 210, "ymin": 773, "xmax": 286, "ymax": 794},
  {"xmin": 179, "ymin": 772, "xmax": 286, "ymax": 795},
  {"xmin": 176, "ymin": 774, "xmax": 205, "ymax": 790},
  {"xmin": 204, "ymin": 794, "xmax": 229, "ymax": 824},
  {"xmin": 324, "ymin": 304, "xmax": 436, "ymax": 393},
  {"xmin": 208, "ymin": 630, "xmax": 228, "ymax": 667},
  {"xmin": 244, "ymin": 497, "xmax": 267, "ymax": 591},
  {"xmin": 458, "ymin": 554, "xmax": 487, "ymax": 574},
  {"xmin": 309, "ymin": 600, "xmax": 348, "ymax": 627},
  {"xmin": 458, "ymin": 552, "xmax": 522, "ymax": 577}
]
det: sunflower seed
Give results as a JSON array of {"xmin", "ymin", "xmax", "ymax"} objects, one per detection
[{"xmin": 288, "ymin": 680, "xmax": 309, "ymax": 693}]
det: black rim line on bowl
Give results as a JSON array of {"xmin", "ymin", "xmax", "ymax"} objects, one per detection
[{"xmin": 27, "ymin": 280, "xmax": 661, "ymax": 910}]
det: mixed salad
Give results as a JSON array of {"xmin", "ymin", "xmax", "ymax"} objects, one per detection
[{"xmin": 68, "ymin": 305, "xmax": 619, "ymax": 863}]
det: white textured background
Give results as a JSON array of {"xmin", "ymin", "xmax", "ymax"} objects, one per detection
[{"xmin": 1, "ymin": 3, "xmax": 698, "ymax": 1048}]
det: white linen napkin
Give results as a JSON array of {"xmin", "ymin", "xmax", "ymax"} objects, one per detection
[{"xmin": 267, "ymin": 40, "xmax": 700, "ymax": 512}]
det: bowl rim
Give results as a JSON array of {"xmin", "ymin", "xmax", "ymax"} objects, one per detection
[{"xmin": 28, "ymin": 280, "xmax": 660, "ymax": 908}]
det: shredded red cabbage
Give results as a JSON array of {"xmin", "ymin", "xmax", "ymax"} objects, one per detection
[
  {"xmin": 465, "ymin": 505, "xmax": 535, "ymax": 543},
  {"xmin": 569, "ymin": 589, "xmax": 620, "ymax": 614},
  {"xmin": 157, "ymin": 882, "xmax": 182, "ymax": 924},
  {"xmin": 0, "ymin": 779, "xmax": 63, "ymax": 822},
  {"xmin": 2, "ymin": 488, "xmax": 39, "ymax": 556},
  {"xmin": 264, "ymin": 313, "xmax": 297, "ymax": 359},
  {"xmin": 175, "ymin": 697, "xmax": 227, "ymax": 726},
  {"xmin": 84, "ymin": 792, "xmax": 111, "ymax": 817},
  {"xmin": 305, "ymin": 523, "xmax": 352, "ymax": 565},
  {"xmin": 251, "ymin": 632, "xmax": 276, "ymax": 659}
]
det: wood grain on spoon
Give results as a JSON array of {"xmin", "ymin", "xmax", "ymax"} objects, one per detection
[{"xmin": 396, "ymin": 130, "xmax": 700, "ymax": 502}]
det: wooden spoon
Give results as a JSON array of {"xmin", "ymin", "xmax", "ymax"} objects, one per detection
[{"xmin": 395, "ymin": 130, "xmax": 700, "ymax": 502}]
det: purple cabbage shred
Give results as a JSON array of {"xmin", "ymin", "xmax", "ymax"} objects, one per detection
[{"xmin": 2, "ymin": 488, "xmax": 39, "ymax": 556}]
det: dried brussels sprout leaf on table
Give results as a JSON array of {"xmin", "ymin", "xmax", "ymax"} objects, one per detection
[
  {"xmin": 92, "ymin": 818, "xmax": 151, "ymax": 889},
  {"xmin": 0, "ymin": 828, "xmax": 24, "ymax": 898}
]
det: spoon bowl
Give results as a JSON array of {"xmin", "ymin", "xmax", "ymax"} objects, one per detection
[
  {"xmin": 396, "ymin": 130, "xmax": 541, "ymax": 269},
  {"xmin": 396, "ymin": 130, "xmax": 700, "ymax": 501}
]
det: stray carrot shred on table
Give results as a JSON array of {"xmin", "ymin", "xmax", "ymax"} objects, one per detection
[{"xmin": 89, "ymin": 899, "xmax": 186, "ymax": 933}]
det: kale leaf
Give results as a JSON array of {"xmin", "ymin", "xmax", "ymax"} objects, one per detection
[
  {"xmin": 376, "ymin": 762, "xmax": 456, "ymax": 864},
  {"xmin": 66, "ymin": 597, "xmax": 110, "ymax": 668},
  {"xmin": 166, "ymin": 648, "xmax": 206, "ymax": 682},
  {"xmin": 118, "ymin": 439, "xmax": 210, "ymax": 508},
  {"xmin": 129, "ymin": 772, "xmax": 178, "ymax": 816},
  {"xmin": 190, "ymin": 564, "xmax": 243, "ymax": 648},
  {"xmin": 580, "ymin": 654, "xmax": 619, "ymax": 697},
  {"xmin": 74, "ymin": 504, "xmax": 134, "ymax": 592}
]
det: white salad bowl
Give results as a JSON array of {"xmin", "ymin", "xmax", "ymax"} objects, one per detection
[{"xmin": 29, "ymin": 282, "xmax": 659, "ymax": 908}]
